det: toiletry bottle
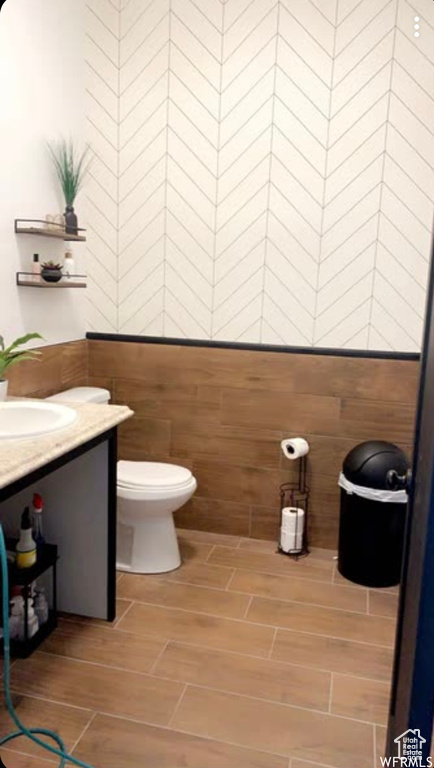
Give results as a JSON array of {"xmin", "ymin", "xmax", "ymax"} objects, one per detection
[
  {"xmin": 15, "ymin": 597, "xmax": 39, "ymax": 641},
  {"xmin": 32, "ymin": 492, "xmax": 45, "ymax": 553},
  {"xmin": 26, "ymin": 602, "xmax": 40, "ymax": 639},
  {"xmin": 16, "ymin": 507, "xmax": 37, "ymax": 568},
  {"xmin": 32, "ymin": 253, "xmax": 41, "ymax": 283},
  {"xmin": 8, "ymin": 597, "xmax": 23, "ymax": 640},
  {"xmin": 34, "ymin": 588, "xmax": 49, "ymax": 625},
  {"xmin": 64, "ymin": 248, "xmax": 75, "ymax": 280}
]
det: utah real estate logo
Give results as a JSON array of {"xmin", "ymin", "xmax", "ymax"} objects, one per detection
[{"xmin": 380, "ymin": 730, "xmax": 432, "ymax": 767}]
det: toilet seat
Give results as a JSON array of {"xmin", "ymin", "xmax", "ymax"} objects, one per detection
[{"xmin": 117, "ymin": 461, "xmax": 193, "ymax": 492}]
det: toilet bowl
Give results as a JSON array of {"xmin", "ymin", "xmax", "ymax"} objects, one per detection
[
  {"xmin": 46, "ymin": 387, "xmax": 197, "ymax": 573},
  {"xmin": 117, "ymin": 461, "xmax": 197, "ymax": 573}
]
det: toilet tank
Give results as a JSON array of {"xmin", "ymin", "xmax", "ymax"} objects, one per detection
[{"xmin": 46, "ymin": 387, "xmax": 111, "ymax": 404}]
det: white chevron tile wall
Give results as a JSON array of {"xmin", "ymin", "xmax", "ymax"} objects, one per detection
[{"xmin": 84, "ymin": 0, "xmax": 434, "ymax": 352}]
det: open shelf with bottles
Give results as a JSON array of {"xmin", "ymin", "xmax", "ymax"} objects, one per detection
[
  {"xmin": 14, "ymin": 218, "xmax": 86, "ymax": 242},
  {"xmin": 0, "ymin": 540, "xmax": 58, "ymax": 658}
]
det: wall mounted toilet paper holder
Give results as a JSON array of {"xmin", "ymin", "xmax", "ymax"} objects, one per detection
[{"xmin": 278, "ymin": 455, "xmax": 310, "ymax": 559}]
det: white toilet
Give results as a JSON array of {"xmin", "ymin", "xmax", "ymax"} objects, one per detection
[{"xmin": 46, "ymin": 387, "xmax": 197, "ymax": 573}]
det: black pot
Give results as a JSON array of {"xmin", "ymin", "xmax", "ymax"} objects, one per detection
[
  {"xmin": 41, "ymin": 268, "xmax": 62, "ymax": 283},
  {"xmin": 64, "ymin": 205, "xmax": 78, "ymax": 236}
]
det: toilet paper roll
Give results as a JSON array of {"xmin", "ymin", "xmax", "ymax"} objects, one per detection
[
  {"xmin": 280, "ymin": 508, "xmax": 305, "ymax": 553},
  {"xmin": 280, "ymin": 528, "xmax": 303, "ymax": 554},
  {"xmin": 281, "ymin": 437, "xmax": 309, "ymax": 461},
  {"xmin": 281, "ymin": 507, "xmax": 305, "ymax": 533}
]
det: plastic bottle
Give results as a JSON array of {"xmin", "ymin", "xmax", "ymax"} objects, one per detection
[
  {"xmin": 32, "ymin": 493, "xmax": 45, "ymax": 553},
  {"xmin": 8, "ymin": 597, "xmax": 23, "ymax": 640},
  {"xmin": 31, "ymin": 253, "xmax": 41, "ymax": 284},
  {"xmin": 63, "ymin": 249, "xmax": 75, "ymax": 280},
  {"xmin": 16, "ymin": 507, "xmax": 37, "ymax": 568},
  {"xmin": 34, "ymin": 588, "xmax": 49, "ymax": 625},
  {"xmin": 18, "ymin": 601, "xmax": 39, "ymax": 641}
]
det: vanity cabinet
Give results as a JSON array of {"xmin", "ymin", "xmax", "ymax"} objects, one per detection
[{"xmin": 0, "ymin": 429, "xmax": 118, "ymax": 622}]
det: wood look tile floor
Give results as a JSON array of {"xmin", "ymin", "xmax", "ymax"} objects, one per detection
[{"xmin": 3, "ymin": 531, "xmax": 399, "ymax": 768}]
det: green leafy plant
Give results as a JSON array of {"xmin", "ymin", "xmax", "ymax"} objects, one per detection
[
  {"xmin": 41, "ymin": 261, "xmax": 62, "ymax": 270},
  {"xmin": 47, "ymin": 139, "xmax": 91, "ymax": 207},
  {"xmin": 0, "ymin": 333, "xmax": 43, "ymax": 380}
]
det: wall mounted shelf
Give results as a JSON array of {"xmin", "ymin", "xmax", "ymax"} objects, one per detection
[
  {"xmin": 16, "ymin": 272, "xmax": 87, "ymax": 289},
  {"xmin": 14, "ymin": 219, "xmax": 86, "ymax": 242}
]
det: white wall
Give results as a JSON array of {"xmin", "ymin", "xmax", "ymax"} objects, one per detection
[
  {"xmin": 85, "ymin": 0, "xmax": 434, "ymax": 352},
  {"xmin": 0, "ymin": 0, "xmax": 87, "ymax": 348}
]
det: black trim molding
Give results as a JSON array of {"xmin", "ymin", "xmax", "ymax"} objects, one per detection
[{"xmin": 86, "ymin": 332, "xmax": 420, "ymax": 362}]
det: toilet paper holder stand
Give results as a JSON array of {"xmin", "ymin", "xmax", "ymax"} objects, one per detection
[{"xmin": 278, "ymin": 455, "xmax": 310, "ymax": 559}]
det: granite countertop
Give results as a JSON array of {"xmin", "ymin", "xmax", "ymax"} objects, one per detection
[{"xmin": 0, "ymin": 401, "xmax": 133, "ymax": 490}]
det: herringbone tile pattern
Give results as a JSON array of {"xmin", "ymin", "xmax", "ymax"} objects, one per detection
[{"xmin": 84, "ymin": 0, "xmax": 434, "ymax": 351}]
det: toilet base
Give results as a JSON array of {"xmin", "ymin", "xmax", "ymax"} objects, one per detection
[{"xmin": 116, "ymin": 513, "xmax": 182, "ymax": 574}]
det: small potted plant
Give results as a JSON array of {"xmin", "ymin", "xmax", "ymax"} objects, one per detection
[
  {"xmin": 0, "ymin": 333, "xmax": 42, "ymax": 401},
  {"xmin": 41, "ymin": 261, "xmax": 63, "ymax": 283},
  {"xmin": 47, "ymin": 139, "xmax": 90, "ymax": 236}
]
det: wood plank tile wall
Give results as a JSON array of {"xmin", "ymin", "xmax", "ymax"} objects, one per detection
[
  {"xmin": 88, "ymin": 340, "xmax": 419, "ymax": 549},
  {"xmin": 7, "ymin": 340, "xmax": 88, "ymax": 398}
]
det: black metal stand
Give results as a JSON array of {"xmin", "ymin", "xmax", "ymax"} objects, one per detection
[{"xmin": 278, "ymin": 456, "xmax": 310, "ymax": 559}]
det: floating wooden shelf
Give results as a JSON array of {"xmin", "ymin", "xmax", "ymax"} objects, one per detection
[
  {"xmin": 14, "ymin": 218, "xmax": 86, "ymax": 242},
  {"xmin": 16, "ymin": 272, "xmax": 87, "ymax": 289}
]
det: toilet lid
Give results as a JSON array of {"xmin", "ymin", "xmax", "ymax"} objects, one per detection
[{"xmin": 117, "ymin": 461, "xmax": 193, "ymax": 490}]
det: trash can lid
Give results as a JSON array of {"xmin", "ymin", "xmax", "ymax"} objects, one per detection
[{"xmin": 343, "ymin": 440, "xmax": 409, "ymax": 490}]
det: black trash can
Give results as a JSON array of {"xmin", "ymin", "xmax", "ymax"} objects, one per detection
[{"xmin": 338, "ymin": 440, "xmax": 409, "ymax": 588}]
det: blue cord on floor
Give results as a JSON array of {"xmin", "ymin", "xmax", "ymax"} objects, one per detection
[{"xmin": 0, "ymin": 523, "xmax": 97, "ymax": 768}]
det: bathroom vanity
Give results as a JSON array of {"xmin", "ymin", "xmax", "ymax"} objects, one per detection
[{"xmin": 0, "ymin": 402, "xmax": 132, "ymax": 621}]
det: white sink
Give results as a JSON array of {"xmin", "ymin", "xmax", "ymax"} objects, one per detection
[{"xmin": 0, "ymin": 401, "xmax": 77, "ymax": 440}]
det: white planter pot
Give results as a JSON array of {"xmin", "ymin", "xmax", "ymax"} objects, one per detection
[{"xmin": 0, "ymin": 380, "xmax": 8, "ymax": 401}]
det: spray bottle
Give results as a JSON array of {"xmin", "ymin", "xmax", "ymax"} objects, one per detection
[{"xmin": 32, "ymin": 493, "xmax": 45, "ymax": 554}]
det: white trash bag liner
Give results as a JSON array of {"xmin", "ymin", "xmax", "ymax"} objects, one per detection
[{"xmin": 338, "ymin": 472, "xmax": 408, "ymax": 504}]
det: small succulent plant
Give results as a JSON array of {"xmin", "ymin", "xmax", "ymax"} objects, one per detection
[{"xmin": 41, "ymin": 261, "xmax": 62, "ymax": 270}]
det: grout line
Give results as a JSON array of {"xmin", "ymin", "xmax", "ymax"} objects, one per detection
[
  {"xmin": 113, "ymin": 598, "xmax": 395, "ymax": 649},
  {"xmin": 313, "ymin": 0, "xmax": 339, "ymax": 346},
  {"xmin": 36, "ymin": 635, "xmax": 393, "ymax": 687},
  {"xmin": 373, "ymin": 722, "xmax": 378, "ymax": 768},
  {"xmin": 64, "ymin": 705, "xmax": 292, "ymax": 761},
  {"xmin": 167, "ymin": 683, "xmax": 188, "ymax": 728},
  {"xmin": 12, "ymin": 659, "xmax": 387, "ymax": 728},
  {"xmin": 367, "ymin": 0, "xmax": 400, "ymax": 347},
  {"xmin": 268, "ymin": 627, "xmax": 278, "ymax": 660},
  {"xmin": 162, "ymin": 0, "xmax": 172, "ymax": 337},
  {"xmin": 114, "ymin": 2, "xmax": 120, "ymax": 331},
  {"xmin": 1, "ymin": 747, "xmax": 58, "ymax": 765},
  {"xmin": 328, "ymin": 673, "xmax": 334, "ymax": 715},
  {"xmin": 243, "ymin": 595, "xmax": 254, "ymax": 619},
  {"xmin": 9, "ymin": 687, "xmax": 94, "ymax": 715},
  {"xmin": 12, "ymin": 673, "xmax": 388, "ymax": 733},
  {"xmin": 204, "ymin": 544, "xmax": 217, "ymax": 563},
  {"xmin": 148, "ymin": 639, "xmax": 170, "ymax": 675},
  {"xmin": 224, "ymin": 569, "xmax": 237, "ymax": 591},
  {"xmin": 116, "ymin": 600, "xmax": 134, "ymax": 624},
  {"xmin": 210, "ymin": 0, "xmax": 224, "ymax": 340},
  {"xmin": 70, "ymin": 710, "xmax": 98, "ymax": 756},
  {"xmin": 115, "ymin": 583, "xmax": 388, "ymax": 619}
]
